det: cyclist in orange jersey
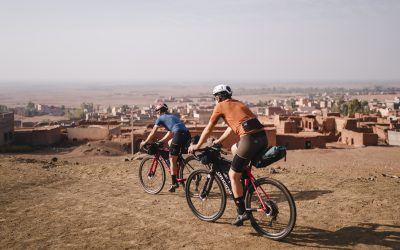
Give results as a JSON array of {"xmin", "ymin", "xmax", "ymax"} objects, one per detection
[{"xmin": 189, "ymin": 84, "xmax": 268, "ymax": 226}]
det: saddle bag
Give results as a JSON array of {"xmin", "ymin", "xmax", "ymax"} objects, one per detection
[{"xmin": 251, "ymin": 146, "xmax": 287, "ymax": 168}]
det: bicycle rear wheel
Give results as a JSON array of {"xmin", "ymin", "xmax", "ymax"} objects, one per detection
[
  {"xmin": 245, "ymin": 178, "xmax": 296, "ymax": 240},
  {"xmin": 185, "ymin": 169, "xmax": 226, "ymax": 222},
  {"xmin": 138, "ymin": 156, "xmax": 166, "ymax": 194}
]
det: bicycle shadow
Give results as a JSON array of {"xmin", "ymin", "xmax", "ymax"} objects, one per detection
[
  {"xmin": 291, "ymin": 190, "xmax": 333, "ymax": 201},
  {"xmin": 283, "ymin": 223, "xmax": 400, "ymax": 249}
]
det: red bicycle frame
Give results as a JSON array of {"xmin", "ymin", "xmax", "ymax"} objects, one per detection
[
  {"xmin": 148, "ymin": 151, "xmax": 186, "ymax": 183},
  {"xmin": 245, "ymin": 167, "xmax": 271, "ymax": 212}
]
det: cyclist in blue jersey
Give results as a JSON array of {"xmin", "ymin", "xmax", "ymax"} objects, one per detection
[{"xmin": 140, "ymin": 103, "xmax": 191, "ymax": 192}]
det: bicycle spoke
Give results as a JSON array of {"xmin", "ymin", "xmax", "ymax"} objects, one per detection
[
  {"xmin": 139, "ymin": 157, "xmax": 166, "ymax": 194},
  {"xmin": 246, "ymin": 178, "xmax": 296, "ymax": 240},
  {"xmin": 185, "ymin": 169, "xmax": 226, "ymax": 221}
]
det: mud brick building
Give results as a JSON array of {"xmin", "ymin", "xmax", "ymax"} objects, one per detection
[
  {"xmin": 274, "ymin": 115, "xmax": 302, "ymax": 133},
  {"xmin": 67, "ymin": 125, "xmax": 121, "ymax": 141},
  {"xmin": 315, "ymin": 116, "xmax": 336, "ymax": 134},
  {"xmin": 265, "ymin": 107, "xmax": 287, "ymax": 116},
  {"xmin": 301, "ymin": 115, "xmax": 318, "ymax": 132},
  {"xmin": 276, "ymin": 132, "xmax": 326, "ymax": 149},
  {"xmin": 14, "ymin": 126, "xmax": 62, "ymax": 146},
  {"xmin": 341, "ymin": 129, "xmax": 378, "ymax": 146},
  {"xmin": 277, "ymin": 120, "xmax": 298, "ymax": 134},
  {"xmin": 0, "ymin": 112, "xmax": 14, "ymax": 146},
  {"xmin": 340, "ymin": 119, "xmax": 378, "ymax": 146}
]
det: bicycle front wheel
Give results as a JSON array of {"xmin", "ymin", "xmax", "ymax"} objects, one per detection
[
  {"xmin": 245, "ymin": 178, "xmax": 296, "ymax": 240},
  {"xmin": 138, "ymin": 156, "xmax": 166, "ymax": 194},
  {"xmin": 179, "ymin": 155, "xmax": 207, "ymax": 180},
  {"xmin": 185, "ymin": 169, "xmax": 226, "ymax": 222}
]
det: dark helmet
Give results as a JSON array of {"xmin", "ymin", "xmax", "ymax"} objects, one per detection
[{"xmin": 155, "ymin": 103, "xmax": 168, "ymax": 112}]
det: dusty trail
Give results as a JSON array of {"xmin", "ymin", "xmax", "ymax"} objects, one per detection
[{"xmin": 1, "ymin": 146, "xmax": 399, "ymax": 249}]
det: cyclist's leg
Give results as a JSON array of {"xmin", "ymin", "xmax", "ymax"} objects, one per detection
[
  {"xmin": 230, "ymin": 155, "xmax": 250, "ymax": 226},
  {"xmin": 168, "ymin": 131, "xmax": 188, "ymax": 192},
  {"xmin": 230, "ymin": 131, "xmax": 268, "ymax": 225},
  {"xmin": 231, "ymin": 143, "xmax": 238, "ymax": 156}
]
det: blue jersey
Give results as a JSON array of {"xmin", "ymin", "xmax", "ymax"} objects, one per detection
[{"xmin": 155, "ymin": 114, "xmax": 188, "ymax": 133}]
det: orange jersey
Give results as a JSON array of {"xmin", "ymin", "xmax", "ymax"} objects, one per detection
[{"xmin": 209, "ymin": 99, "xmax": 261, "ymax": 136}]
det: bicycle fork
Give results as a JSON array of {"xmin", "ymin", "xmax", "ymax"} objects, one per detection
[
  {"xmin": 148, "ymin": 157, "xmax": 159, "ymax": 178},
  {"xmin": 199, "ymin": 172, "xmax": 214, "ymax": 200}
]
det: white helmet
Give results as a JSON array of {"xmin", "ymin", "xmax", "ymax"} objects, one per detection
[{"xmin": 212, "ymin": 84, "xmax": 232, "ymax": 96}]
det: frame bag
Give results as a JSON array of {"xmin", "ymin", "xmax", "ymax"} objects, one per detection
[{"xmin": 251, "ymin": 146, "xmax": 287, "ymax": 168}]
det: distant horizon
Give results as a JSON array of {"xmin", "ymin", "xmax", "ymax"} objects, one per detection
[{"xmin": 1, "ymin": 80, "xmax": 400, "ymax": 89}]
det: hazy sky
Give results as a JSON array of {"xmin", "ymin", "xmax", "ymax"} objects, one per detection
[{"xmin": 0, "ymin": 0, "xmax": 399, "ymax": 84}]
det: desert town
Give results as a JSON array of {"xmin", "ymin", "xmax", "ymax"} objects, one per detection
[{"xmin": 1, "ymin": 87, "xmax": 400, "ymax": 152}]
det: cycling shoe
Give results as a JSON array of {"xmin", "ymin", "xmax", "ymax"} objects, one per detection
[
  {"xmin": 168, "ymin": 183, "xmax": 179, "ymax": 193},
  {"xmin": 232, "ymin": 212, "xmax": 250, "ymax": 226}
]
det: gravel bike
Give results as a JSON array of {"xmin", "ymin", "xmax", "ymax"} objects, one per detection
[
  {"xmin": 185, "ymin": 144, "xmax": 296, "ymax": 240},
  {"xmin": 139, "ymin": 142, "xmax": 204, "ymax": 194}
]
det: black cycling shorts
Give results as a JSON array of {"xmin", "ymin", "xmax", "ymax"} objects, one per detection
[
  {"xmin": 231, "ymin": 131, "xmax": 268, "ymax": 172},
  {"xmin": 170, "ymin": 131, "xmax": 191, "ymax": 156}
]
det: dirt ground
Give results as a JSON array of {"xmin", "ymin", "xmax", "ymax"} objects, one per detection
[{"xmin": 1, "ymin": 145, "xmax": 400, "ymax": 249}]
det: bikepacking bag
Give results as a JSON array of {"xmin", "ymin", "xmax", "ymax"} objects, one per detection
[
  {"xmin": 143, "ymin": 144, "xmax": 158, "ymax": 155},
  {"xmin": 251, "ymin": 146, "xmax": 287, "ymax": 169}
]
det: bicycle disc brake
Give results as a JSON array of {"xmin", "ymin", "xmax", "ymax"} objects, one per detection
[{"xmin": 265, "ymin": 200, "xmax": 279, "ymax": 226}]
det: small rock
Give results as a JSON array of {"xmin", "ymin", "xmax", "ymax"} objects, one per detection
[
  {"xmin": 124, "ymin": 158, "xmax": 130, "ymax": 162},
  {"xmin": 269, "ymin": 167, "xmax": 277, "ymax": 174},
  {"xmin": 51, "ymin": 157, "xmax": 58, "ymax": 162},
  {"xmin": 87, "ymin": 143, "xmax": 91, "ymax": 147},
  {"xmin": 75, "ymin": 162, "xmax": 79, "ymax": 165},
  {"xmin": 43, "ymin": 162, "xmax": 55, "ymax": 170}
]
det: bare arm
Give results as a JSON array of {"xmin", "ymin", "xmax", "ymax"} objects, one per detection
[
  {"xmin": 213, "ymin": 126, "xmax": 232, "ymax": 144},
  {"xmin": 192, "ymin": 121, "xmax": 216, "ymax": 150},
  {"xmin": 159, "ymin": 131, "xmax": 173, "ymax": 143},
  {"xmin": 143, "ymin": 126, "xmax": 159, "ymax": 144}
]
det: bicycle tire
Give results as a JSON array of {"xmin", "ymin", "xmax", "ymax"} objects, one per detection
[
  {"xmin": 138, "ymin": 156, "xmax": 166, "ymax": 194},
  {"xmin": 185, "ymin": 169, "xmax": 227, "ymax": 222},
  {"xmin": 179, "ymin": 155, "xmax": 206, "ymax": 181},
  {"xmin": 245, "ymin": 177, "xmax": 296, "ymax": 240}
]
